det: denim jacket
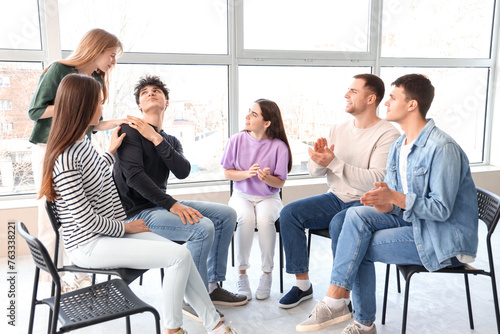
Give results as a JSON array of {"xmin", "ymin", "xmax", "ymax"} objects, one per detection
[{"xmin": 385, "ymin": 119, "xmax": 478, "ymax": 271}]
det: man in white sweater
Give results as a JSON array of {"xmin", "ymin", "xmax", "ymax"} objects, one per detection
[{"xmin": 279, "ymin": 74, "xmax": 401, "ymax": 309}]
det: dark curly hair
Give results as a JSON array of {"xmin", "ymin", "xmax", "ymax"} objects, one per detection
[{"xmin": 133, "ymin": 75, "xmax": 170, "ymax": 105}]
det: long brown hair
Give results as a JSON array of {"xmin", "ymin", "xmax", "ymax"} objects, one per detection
[
  {"xmin": 38, "ymin": 74, "xmax": 101, "ymax": 201},
  {"xmin": 43, "ymin": 28, "xmax": 122, "ymax": 103},
  {"xmin": 255, "ymin": 99, "xmax": 293, "ymax": 173}
]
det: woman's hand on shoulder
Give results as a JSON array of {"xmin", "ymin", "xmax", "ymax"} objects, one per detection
[
  {"xmin": 108, "ymin": 127, "xmax": 126, "ymax": 154},
  {"xmin": 124, "ymin": 219, "xmax": 151, "ymax": 234}
]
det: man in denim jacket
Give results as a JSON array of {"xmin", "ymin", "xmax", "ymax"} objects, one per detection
[{"xmin": 296, "ymin": 74, "xmax": 478, "ymax": 334}]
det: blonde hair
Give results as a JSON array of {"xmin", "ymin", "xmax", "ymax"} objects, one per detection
[{"xmin": 44, "ymin": 28, "xmax": 123, "ymax": 102}]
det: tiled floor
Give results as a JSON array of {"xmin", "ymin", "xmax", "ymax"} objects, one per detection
[{"xmin": 2, "ymin": 223, "xmax": 499, "ymax": 334}]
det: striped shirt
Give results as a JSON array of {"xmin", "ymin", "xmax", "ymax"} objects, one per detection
[{"xmin": 53, "ymin": 136, "xmax": 125, "ymax": 251}]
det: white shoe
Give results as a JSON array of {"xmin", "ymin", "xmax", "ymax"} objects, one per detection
[
  {"xmin": 255, "ymin": 273, "xmax": 272, "ymax": 300},
  {"xmin": 237, "ymin": 274, "xmax": 252, "ymax": 301}
]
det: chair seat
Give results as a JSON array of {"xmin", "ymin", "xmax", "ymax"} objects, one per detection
[
  {"xmin": 61, "ymin": 265, "xmax": 147, "ymax": 285},
  {"xmin": 43, "ymin": 279, "xmax": 157, "ymax": 332},
  {"xmin": 397, "ymin": 263, "xmax": 488, "ymax": 280}
]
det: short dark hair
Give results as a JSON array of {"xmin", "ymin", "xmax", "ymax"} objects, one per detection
[
  {"xmin": 353, "ymin": 73, "xmax": 385, "ymax": 106},
  {"xmin": 134, "ymin": 75, "xmax": 170, "ymax": 105},
  {"xmin": 391, "ymin": 74, "xmax": 435, "ymax": 118}
]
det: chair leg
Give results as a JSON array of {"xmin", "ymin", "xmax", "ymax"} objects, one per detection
[
  {"xmin": 463, "ymin": 273, "xmax": 474, "ymax": 329},
  {"xmin": 231, "ymin": 233, "xmax": 235, "ymax": 267},
  {"xmin": 396, "ymin": 267, "xmax": 401, "ymax": 293},
  {"xmin": 401, "ymin": 272, "xmax": 415, "ymax": 334},
  {"xmin": 491, "ymin": 273, "xmax": 500, "ymax": 334},
  {"xmin": 92, "ymin": 273, "xmax": 97, "ymax": 285},
  {"xmin": 28, "ymin": 269, "xmax": 40, "ymax": 334},
  {"xmin": 126, "ymin": 315, "xmax": 131, "ymax": 334},
  {"xmin": 381, "ymin": 264, "xmax": 391, "ymax": 325},
  {"xmin": 279, "ymin": 232, "xmax": 284, "ymax": 293},
  {"xmin": 152, "ymin": 309, "xmax": 162, "ymax": 334},
  {"xmin": 139, "ymin": 274, "xmax": 143, "ymax": 286},
  {"xmin": 307, "ymin": 230, "xmax": 312, "ymax": 258}
]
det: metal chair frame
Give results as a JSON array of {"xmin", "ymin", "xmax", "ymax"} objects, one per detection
[
  {"xmin": 18, "ymin": 222, "xmax": 161, "ymax": 334},
  {"xmin": 381, "ymin": 188, "xmax": 500, "ymax": 333}
]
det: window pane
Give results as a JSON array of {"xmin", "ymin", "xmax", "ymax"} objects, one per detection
[
  {"xmin": 380, "ymin": 67, "xmax": 487, "ymax": 163},
  {"xmin": 381, "ymin": 0, "xmax": 495, "ymax": 58},
  {"xmin": 239, "ymin": 66, "xmax": 371, "ymax": 174},
  {"xmin": 0, "ymin": 62, "xmax": 43, "ymax": 196},
  {"xmin": 58, "ymin": 0, "xmax": 228, "ymax": 54},
  {"xmin": 91, "ymin": 64, "xmax": 228, "ymax": 183},
  {"xmin": 244, "ymin": 0, "xmax": 369, "ymax": 51},
  {"xmin": 0, "ymin": 0, "xmax": 41, "ymax": 50}
]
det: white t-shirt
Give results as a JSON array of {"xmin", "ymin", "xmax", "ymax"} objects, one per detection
[{"xmin": 399, "ymin": 139, "xmax": 415, "ymax": 194}]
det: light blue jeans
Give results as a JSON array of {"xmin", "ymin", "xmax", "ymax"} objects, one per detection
[
  {"xmin": 279, "ymin": 192, "xmax": 363, "ymax": 274},
  {"xmin": 129, "ymin": 201, "xmax": 237, "ymax": 288},
  {"xmin": 331, "ymin": 206, "xmax": 423, "ymax": 325},
  {"xmin": 67, "ymin": 232, "xmax": 220, "ymax": 331}
]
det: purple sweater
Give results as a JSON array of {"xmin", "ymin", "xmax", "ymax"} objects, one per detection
[{"xmin": 221, "ymin": 131, "xmax": 289, "ymax": 197}]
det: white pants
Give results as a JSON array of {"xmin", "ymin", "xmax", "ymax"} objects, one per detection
[
  {"xmin": 67, "ymin": 232, "xmax": 220, "ymax": 331},
  {"xmin": 229, "ymin": 190, "xmax": 283, "ymax": 273},
  {"xmin": 32, "ymin": 144, "xmax": 68, "ymax": 281}
]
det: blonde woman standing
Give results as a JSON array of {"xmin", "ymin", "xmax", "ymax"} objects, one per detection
[{"xmin": 29, "ymin": 28, "xmax": 124, "ymax": 285}]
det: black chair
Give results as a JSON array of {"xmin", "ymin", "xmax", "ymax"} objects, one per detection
[
  {"xmin": 229, "ymin": 181, "xmax": 284, "ymax": 293},
  {"xmin": 18, "ymin": 222, "xmax": 161, "ymax": 334},
  {"xmin": 46, "ymin": 201, "xmax": 147, "ymax": 285},
  {"xmin": 381, "ymin": 187, "xmax": 500, "ymax": 334},
  {"xmin": 46, "ymin": 201, "xmax": 149, "ymax": 333}
]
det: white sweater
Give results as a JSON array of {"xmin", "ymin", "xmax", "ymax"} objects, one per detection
[
  {"xmin": 308, "ymin": 119, "xmax": 401, "ymax": 203},
  {"xmin": 52, "ymin": 137, "xmax": 126, "ymax": 251}
]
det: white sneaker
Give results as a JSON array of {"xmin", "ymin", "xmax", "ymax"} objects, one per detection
[
  {"xmin": 237, "ymin": 274, "xmax": 252, "ymax": 301},
  {"xmin": 255, "ymin": 273, "xmax": 272, "ymax": 300}
]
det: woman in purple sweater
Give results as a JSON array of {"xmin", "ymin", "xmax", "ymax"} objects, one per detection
[{"xmin": 221, "ymin": 99, "xmax": 292, "ymax": 301}]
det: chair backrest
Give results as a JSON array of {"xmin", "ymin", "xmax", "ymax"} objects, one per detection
[
  {"xmin": 45, "ymin": 200, "xmax": 64, "ymax": 268},
  {"xmin": 17, "ymin": 222, "xmax": 60, "ymax": 285},
  {"xmin": 45, "ymin": 200, "xmax": 61, "ymax": 233},
  {"xmin": 477, "ymin": 187, "xmax": 500, "ymax": 236}
]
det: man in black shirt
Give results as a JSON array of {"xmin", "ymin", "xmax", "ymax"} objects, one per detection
[{"xmin": 113, "ymin": 76, "xmax": 247, "ymax": 319}]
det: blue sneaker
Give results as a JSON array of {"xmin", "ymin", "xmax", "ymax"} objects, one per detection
[{"xmin": 279, "ymin": 285, "xmax": 313, "ymax": 309}]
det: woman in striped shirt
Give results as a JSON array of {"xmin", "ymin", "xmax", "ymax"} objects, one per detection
[{"xmin": 38, "ymin": 74, "xmax": 237, "ymax": 334}]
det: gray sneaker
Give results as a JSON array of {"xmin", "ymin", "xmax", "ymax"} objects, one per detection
[
  {"xmin": 182, "ymin": 301, "xmax": 225, "ymax": 322},
  {"xmin": 210, "ymin": 283, "xmax": 248, "ymax": 306},
  {"xmin": 296, "ymin": 300, "xmax": 352, "ymax": 332},
  {"xmin": 341, "ymin": 322, "xmax": 377, "ymax": 334}
]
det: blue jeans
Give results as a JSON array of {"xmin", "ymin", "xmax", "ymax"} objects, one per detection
[
  {"xmin": 331, "ymin": 206, "xmax": 423, "ymax": 324},
  {"xmin": 129, "ymin": 200, "xmax": 237, "ymax": 288},
  {"xmin": 279, "ymin": 192, "xmax": 363, "ymax": 274}
]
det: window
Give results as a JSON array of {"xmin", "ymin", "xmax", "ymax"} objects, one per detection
[
  {"xmin": 0, "ymin": 76, "xmax": 10, "ymax": 87},
  {"xmin": 380, "ymin": 67, "xmax": 488, "ymax": 163},
  {"xmin": 381, "ymin": 0, "xmax": 495, "ymax": 58},
  {"xmin": 243, "ymin": 0, "xmax": 370, "ymax": 52},
  {"xmin": 0, "ymin": 100, "xmax": 12, "ymax": 110},
  {"xmin": 58, "ymin": 0, "xmax": 228, "ymax": 54},
  {"xmin": 91, "ymin": 64, "xmax": 229, "ymax": 183},
  {"xmin": 0, "ymin": 0, "xmax": 498, "ymax": 197},
  {"xmin": 239, "ymin": 66, "xmax": 370, "ymax": 173},
  {"xmin": 0, "ymin": 62, "xmax": 42, "ymax": 195},
  {"xmin": 0, "ymin": 0, "xmax": 41, "ymax": 50}
]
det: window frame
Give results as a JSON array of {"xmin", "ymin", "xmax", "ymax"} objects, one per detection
[{"xmin": 0, "ymin": 0, "xmax": 498, "ymax": 197}]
